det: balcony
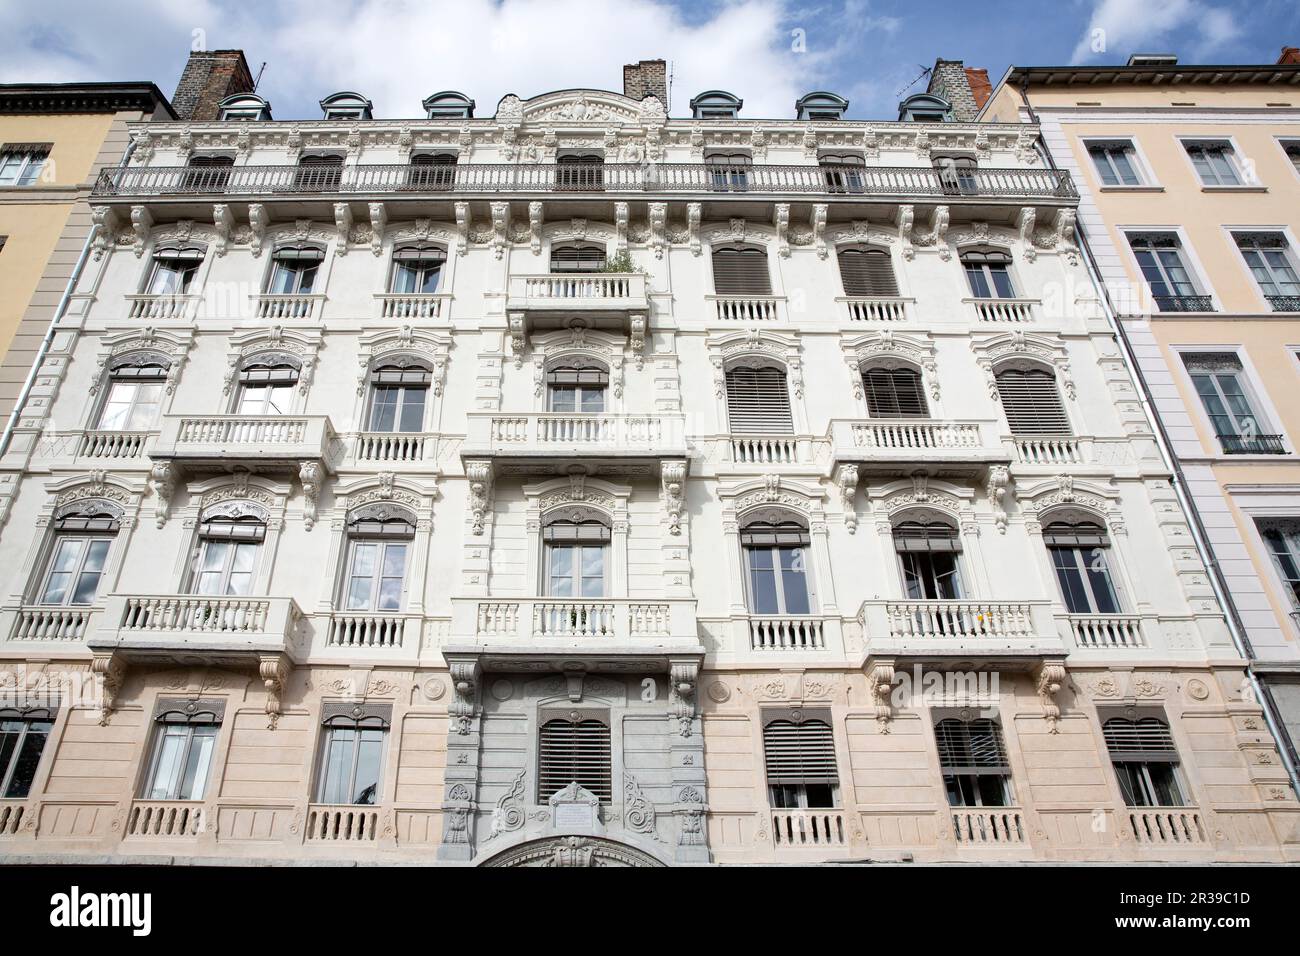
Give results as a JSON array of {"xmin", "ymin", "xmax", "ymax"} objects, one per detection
[
  {"xmin": 8, "ymin": 605, "xmax": 97, "ymax": 643},
  {"xmin": 506, "ymin": 273, "xmax": 648, "ymax": 334},
  {"xmin": 374, "ymin": 292, "xmax": 450, "ymax": 320},
  {"xmin": 324, "ymin": 612, "xmax": 417, "ymax": 650},
  {"xmin": 965, "ymin": 297, "xmax": 1038, "ymax": 323},
  {"xmin": 826, "ymin": 418, "xmax": 1008, "ymax": 477},
  {"xmin": 747, "ymin": 615, "xmax": 828, "ymax": 651},
  {"xmin": 859, "ymin": 599, "xmax": 1065, "ymax": 660},
  {"xmin": 249, "ymin": 293, "xmax": 324, "ymax": 320},
  {"xmin": 94, "ymin": 163, "xmax": 1077, "ymax": 203},
  {"xmin": 149, "ymin": 414, "xmax": 338, "ymax": 473},
  {"xmin": 87, "ymin": 594, "xmax": 305, "ymax": 665},
  {"xmin": 77, "ymin": 429, "xmax": 153, "ymax": 461},
  {"xmin": 1128, "ymin": 807, "xmax": 1207, "ymax": 845},
  {"xmin": 462, "ymin": 412, "xmax": 687, "ymax": 471},
  {"xmin": 708, "ymin": 294, "xmax": 786, "ymax": 322},
  {"xmin": 1153, "ymin": 294, "xmax": 1214, "ymax": 313},
  {"xmin": 305, "ymin": 804, "xmax": 382, "ymax": 842},
  {"xmin": 950, "ymin": 807, "xmax": 1027, "ymax": 845},
  {"xmin": 1216, "ymin": 433, "xmax": 1287, "ymax": 455},
  {"xmin": 839, "ymin": 296, "xmax": 913, "ymax": 322},
  {"xmin": 125, "ymin": 293, "xmax": 200, "ymax": 321},
  {"xmin": 1064, "ymin": 613, "xmax": 1147, "ymax": 649},
  {"xmin": 1266, "ymin": 295, "xmax": 1300, "ymax": 313},
  {"xmin": 125, "ymin": 800, "xmax": 207, "ymax": 839},
  {"xmin": 771, "ymin": 809, "xmax": 847, "ymax": 848},
  {"xmin": 349, "ymin": 430, "xmax": 439, "ymax": 464}
]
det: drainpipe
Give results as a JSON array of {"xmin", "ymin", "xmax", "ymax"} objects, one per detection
[
  {"xmin": 0, "ymin": 136, "xmax": 136, "ymax": 459},
  {"xmin": 1014, "ymin": 81, "xmax": 1300, "ymax": 793}
]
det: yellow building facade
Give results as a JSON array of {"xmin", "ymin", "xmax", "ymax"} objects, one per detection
[{"xmin": 982, "ymin": 54, "xmax": 1300, "ymax": 773}]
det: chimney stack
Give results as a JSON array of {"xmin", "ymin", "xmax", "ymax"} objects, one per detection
[
  {"xmin": 623, "ymin": 59, "xmax": 668, "ymax": 105},
  {"xmin": 926, "ymin": 59, "xmax": 982, "ymax": 121},
  {"xmin": 173, "ymin": 49, "xmax": 255, "ymax": 122}
]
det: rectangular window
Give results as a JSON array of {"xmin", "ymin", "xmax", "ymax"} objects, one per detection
[
  {"xmin": 995, "ymin": 368, "xmax": 1071, "ymax": 436},
  {"xmin": 344, "ymin": 539, "xmax": 409, "ymax": 611},
  {"xmin": 1182, "ymin": 352, "xmax": 1284, "ymax": 454},
  {"xmin": 742, "ymin": 523, "xmax": 812, "ymax": 615},
  {"xmin": 1103, "ymin": 716, "xmax": 1185, "ymax": 807},
  {"xmin": 0, "ymin": 144, "xmax": 50, "ymax": 186},
  {"xmin": 317, "ymin": 712, "xmax": 388, "ymax": 805},
  {"xmin": 705, "ymin": 152, "xmax": 751, "ymax": 192},
  {"xmin": 193, "ymin": 518, "xmax": 265, "ymax": 597},
  {"xmin": 1184, "ymin": 140, "xmax": 1242, "ymax": 186},
  {"xmin": 547, "ymin": 367, "xmax": 608, "ymax": 413},
  {"xmin": 894, "ymin": 522, "xmax": 964, "ymax": 600},
  {"xmin": 1087, "ymin": 140, "xmax": 1143, "ymax": 186},
  {"xmin": 724, "ymin": 366, "xmax": 793, "ymax": 434},
  {"xmin": 0, "ymin": 713, "xmax": 54, "ymax": 798},
  {"xmin": 39, "ymin": 536, "xmax": 111, "ymax": 606},
  {"xmin": 143, "ymin": 705, "xmax": 222, "ymax": 801},
  {"xmin": 98, "ymin": 377, "xmax": 165, "ymax": 431},
  {"xmin": 962, "ymin": 251, "xmax": 1016, "ymax": 298},
  {"xmin": 763, "ymin": 711, "xmax": 839, "ymax": 809},
  {"xmin": 1233, "ymin": 232, "xmax": 1300, "ymax": 311},
  {"xmin": 1044, "ymin": 522, "xmax": 1120, "ymax": 614},
  {"xmin": 935, "ymin": 718, "xmax": 1014, "ymax": 807},
  {"xmin": 1257, "ymin": 519, "xmax": 1300, "ymax": 610},
  {"xmin": 544, "ymin": 535, "xmax": 608, "ymax": 598},
  {"xmin": 1285, "ymin": 141, "xmax": 1300, "ymax": 177},
  {"xmin": 1126, "ymin": 232, "xmax": 1210, "ymax": 312},
  {"xmin": 538, "ymin": 714, "xmax": 611, "ymax": 803}
]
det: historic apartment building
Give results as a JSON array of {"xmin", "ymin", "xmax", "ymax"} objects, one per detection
[
  {"xmin": 0, "ymin": 81, "xmax": 175, "ymax": 420},
  {"xmin": 979, "ymin": 50, "xmax": 1300, "ymax": 775},
  {"xmin": 0, "ymin": 50, "xmax": 1295, "ymax": 867}
]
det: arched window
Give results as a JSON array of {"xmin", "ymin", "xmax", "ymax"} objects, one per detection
[
  {"xmin": 367, "ymin": 362, "xmax": 431, "ymax": 433},
  {"xmin": 97, "ymin": 354, "xmax": 169, "ymax": 431},
  {"xmin": 712, "ymin": 245, "xmax": 771, "ymax": 295},
  {"xmin": 742, "ymin": 518, "xmax": 812, "ymax": 615},
  {"xmin": 995, "ymin": 367, "xmax": 1070, "ymax": 436},
  {"xmin": 406, "ymin": 152, "xmax": 457, "ymax": 190},
  {"xmin": 1102, "ymin": 716, "xmax": 1185, "ymax": 807},
  {"xmin": 390, "ymin": 244, "xmax": 447, "ymax": 293},
  {"xmin": 1043, "ymin": 520, "xmax": 1120, "ymax": 614},
  {"xmin": 705, "ymin": 151, "xmax": 752, "ymax": 191},
  {"xmin": 342, "ymin": 509, "xmax": 415, "ymax": 612},
  {"xmin": 556, "ymin": 153, "xmax": 604, "ymax": 191},
  {"xmin": 192, "ymin": 512, "xmax": 266, "ymax": 596},
  {"xmin": 538, "ymin": 713, "xmax": 612, "ymax": 803},
  {"xmin": 547, "ymin": 363, "xmax": 608, "ymax": 413},
  {"xmin": 820, "ymin": 153, "xmax": 865, "ymax": 193},
  {"xmin": 837, "ymin": 246, "xmax": 898, "ymax": 297},
  {"xmin": 862, "ymin": 366, "xmax": 927, "ymax": 418},
  {"xmin": 725, "ymin": 365, "xmax": 792, "ymax": 434},
  {"xmin": 294, "ymin": 153, "xmax": 343, "ymax": 190},
  {"xmin": 762, "ymin": 711, "xmax": 839, "ymax": 809},
  {"xmin": 267, "ymin": 244, "xmax": 324, "ymax": 301},
  {"xmin": 934, "ymin": 718, "xmax": 1014, "ymax": 808},
  {"xmin": 235, "ymin": 359, "xmax": 299, "ymax": 415},
  {"xmin": 961, "ymin": 247, "xmax": 1016, "ymax": 299},
  {"xmin": 894, "ymin": 520, "xmax": 963, "ymax": 599},
  {"xmin": 145, "ymin": 244, "xmax": 204, "ymax": 295},
  {"xmin": 141, "ymin": 700, "xmax": 224, "ymax": 801},
  {"xmin": 543, "ymin": 517, "xmax": 610, "ymax": 598},
  {"xmin": 317, "ymin": 705, "xmax": 391, "ymax": 806},
  {"xmin": 37, "ymin": 505, "xmax": 121, "ymax": 606},
  {"xmin": 550, "ymin": 243, "xmax": 606, "ymax": 273}
]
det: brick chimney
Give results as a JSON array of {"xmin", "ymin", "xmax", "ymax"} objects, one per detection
[
  {"xmin": 172, "ymin": 49, "xmax": 255, "ymax": 122},
  {"xmin": 964, "ymin": 68, "xmax": 992, "ymax": 111},
  {"xmin": 1279, "ymin": 46, "xmax": 1300, "ymax": 64},
  {"xmin": 926, "ymin": 59, "xmax": 981, "ymax": 121},
  {"xmin": 623, "ymin": 59, "xmax": 668, "ymax": 104}
]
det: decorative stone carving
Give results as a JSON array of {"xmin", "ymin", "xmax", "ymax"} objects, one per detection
[
  {"xmin": 527, "ymin": 201, "xmax": 543, "ymax": 255},
  {"xmin": 211, "ymin": 204, "xmax": 233, "ymax": 257},
  {"xmin": 868, "ymin": 661, "xmax": 895, "ymax": 731},
  {"xmin": 661, "ymin": 460, "xmax": 686, "ymax": 535},
  {"xmin": 649, "ymin": 202, "xmax": 667, "ymax": 259},
  {"xmin": 149, "ymin": 461, "xmax": 176, "ymax": 528},
  {"xmin": 811, "ymin": 204, "xmax": 828, "ymax": 259},
  {"xmin": 669, "ymin": 659, "xmax": 699, "ymax": 737},
  {"xmin": 448, "ymin": 659, "xmax": 481, "ymax": 735},
  {"xmin": 259, "ymin": 653, "xmax": 291, "ymax": 729},
  {"xmin": 897, "ymin": 205, "xmax": 915, "ymax": 260},
  {"xmin": 466, "ymin": 460, "xmax": 493, "ymax": 535},
  {"xmin": 248, "ymin": 203, "xmax": 267, "ymax": 257},
  {"xmin": 623, "ymin": 771, "xmax": 658, "ymax": 838},
  {"xmin": 90, "ymin": 206, "xmax": 119, "ymax": 260},
  {"xmin": 333, "ymin": 202, "xmax": 352, "ymax": 255},
  {"xmin": 367, "ymin": 202, "xmax": 387, "ymax": 256},
  {"xmin": 454, "ymin": 202, "xmax": 470, "ymax": 255},
  {"xmin": 773, "ymin": 203, "xmax": 790, "ymax": 258},
  {"xmin": 1017, "ymin": 207, "xmax": 1037, "ymax": 262},
  {"xmin": 487, "ymin": 768, "xmax": 527, "ymax": 840},
  {"xmin": 686, "ymin": 202, "xmax": 701, "ymax": 256},
  {"xmin": 988, "ymin": 465, "xmax": 1011, "ymax": 534},
  {"xmin": 913, "ymin": 205, "xmax": 950, "ymax": 259},
  {"xmin": 614, "ymin": 201, "xmax": 629, "ymax": 252},
  {"xmin": 836, "ymin": 464, "xmax": 860, "ymax": 533},
  {"xmin": 1036, "ymin": 661, "xmax": 1066, "ymax": 734},
  {"xmin": 490, "ymin": 202, "xmax": 510, "ymax": 259},
  {"xmin": 129, "ymin": 205, "xmax": 152, "ymax": 257},
  {"xmin": 299, "ymin": 461, "xmax": 322, "ymax": 530},
  {"xmin": 91, "ymin": 652, "xmax": 125, "ymax": 725}
]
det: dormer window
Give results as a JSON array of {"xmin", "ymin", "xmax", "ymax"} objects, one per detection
[
  {"xmin": 423, "ymin": 91, "xmax": 475, "ymax": 120},
  {"xmin": 898, "ymin": 93, "xmax": 951, "ymax": 123},
  {"xmin": 690, "ymin": 90, "xmax": 742, "ymax": 120},
  {"xmin": 319, "ymin": 91, "xmax": 373, "ymax": 121},
  {"xmin": 796, "ymin": 92, "xmax": 849, "ymax": 121},
  {"xmin": 218, "ymin": 93, "xmax": 271, "ymax": 122}
]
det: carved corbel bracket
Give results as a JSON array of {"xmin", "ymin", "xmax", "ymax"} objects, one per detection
[
  {"xmin": 299, "ymin": 461, "xmax": 322, "ymax": 530},
  {"xmin": 150, "ymin": 461, "xmax": 176, "ymax": 528},
  {"xmin": 92, "ymin": 652, "xmax": 126, "ymax": 726},
  {"xmin": 248, "ymin": 203, "xmax": 267, "ymax": 258},
  {"xmin": 669, "ymin": 659, "xmax": 700, "ymax": 737},
  {"xmin": 897, "ymin": 205, "xmax": 915, "ymax": 261},
  {"xmin": 649, "ymin": 202, "xmax": 667, "ymax": 259},
  {"xmin": 507, "ymin": 312, "xmax": 527, "ymax": 368},
  {"xmin": 91, "ymin": 206, "xmax": 119, "ymax": 260},
  {"xmin": 836, "ymin": 463, "xmax": 860, "ymax": 533},
  {"xmin": 614, "ymin": 201, "xmax": 629, "ymax": 252},
  {"xmin": 466, "ymin": 460, "xmax": 493, "ymax": 535},
  {"xmin": 130, "ymin": 205, "xmax": 153, "ymax": 258},
  {"xmin": 368, "ymin": 202, "xmax": 387, "ymax": 257},
  {"xmin": 1036, "ymin": 661, "xmax": 1067, "ymax": 734},
  {"xmin": 333, "ymin": 202, "xmax": 353, "ymax": 255},
  {"xmin": 988, "ymin": 464, "xmax": 1011, "ymax": 534},
  {"xmin": 686, "ymin": 202, "xmax": 702, "ymax": 256},
  {"xmin": 490, "ymin": 201, "xmax": 510, "ymax": 259},
  {"xmin": 629, "ymin": 313, "xmax": 646, "ymax": 369},
  {"xmin": 528, "ymin": 201, "xmax": 543, "ymax": 255},
  {"xmin": 773, "ymin": 203, "xmax": 790, "ymax": 258},
  {"xmin": 1017, "ymin": 207, "xmax": 1037, "ymax": 262},
  {"xmin": 213, "ymin": 204, "xmax": 233, "ymax": 257},
  {"xmin": 448, "ymin": 658, "xmax": 483, "ymax": 735},
  {"xmin": 454, "ymin": 201, "xmax": 470, "ymax": 256},
  {"xmin": 868, "ymin": 660, "xmax": 896, "ymax": 732},
  {"xmin": 811, "ymin": 203, "xmax": 828, "ymax": 259},
  {"xmin": 661, "ymin": 459, "xmax": 686, "ymax": 535},
  {"xmin": 259, "ymin": 653, "xmax": 292, "ymax": 730}
]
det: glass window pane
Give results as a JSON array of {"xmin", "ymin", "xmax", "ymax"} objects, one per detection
[
  {"xmin": 382, "ymin": 543, "xmax": 407, "ymax": 578},
  {"xmin": 148, "ymin": 727, "xmax": 187, "ymax": 799},
  {"xmin": 70, "ymin": 569, "xmax": 103, "ymax": 606},
  {"xmin": 965, "ymin": 266, "xmax": 991, "ymax": 298},
  {"xmin": 419, "ymin": 265, "xmax": 442, "ymax": 294},
  {"xmin": 778, "ymin": 547, "xmax": 811, "ymax": 613},
  {"xmin": 397, "ymin": 389, "xmax": 426, "ymax": 432},
  {"xmin": 178, "ymin": 727, "xmax": 216, "ymax": 800},
  {"xmin": 1111, "ymin": 149, "xmax": 1139, "ymax": 185},
  {"xmin": 377, "ymin": 577, "xmax": 403, "ymax": 610},
  {"xmin": 50, "ymin": 538, "xmax": 83, "ymax": 573},
  {"xmin": 352, "ymin": 730, "xmax": 384, "ymax": 804},
  {"xmin": 320, "ymin": 728, "xmax": 356, "ymax": 804},
  {"xmin": 747, "ymin": 549, "xmax": 780, "ymax": 614},
  {"xmin": 3, "ymin": 722, "xmax": 50, "ymax": 798},
  {"xmin": 370, "ymin": 388, "xmax": 398, "ymax": 431},
  {"xmin": 549, "ymin": 387, "xmax": 577, "ymax": 412},
  {"xmin": 347, "ymin": 577, "xmax": 373, "ymax": 610},
  {"xmin": 989, "ymin": 265, "xmax": 1016, "ymax": 298},
  {"xmin": 580, "ymin": 388, "xmax": 606, "ymax": 413},
  {"xmin": 1051, "ymin": 547, "xmax": 1092, "ymax": 613},
  {"xmin": 351, "ymin": 543, "xmax": 377, "ymax": 577}
]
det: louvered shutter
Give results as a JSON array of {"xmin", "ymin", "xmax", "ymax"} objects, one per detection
[
  {"xmin": 763, "ymin": 718, "xmax": 839, "ymax": 786},
  {"xmin": 725, "ymin": 366, "xmax": 793, "ymax": 434},
  {"xmin": 1103, "ymin": 718, "xmax": 1179, "ymax": 763},
  {"xmin": 838, "ymin": 249, "xmax": 899, "ymax": 297},
  {"xmin": 538, "ymin": 717, "xmax": 612, "ymax": 802},
  {"xmin": 551, "ymin": 244, "xmax": 606, "ymax": 272},
  {"xmin": 712, "ymin": 247, "xmax": 772, "ymax": 295},
  {"xmin": 995, "ymin": 368, "xmax": 1070, "ymax": 436},
  {"xmin": 863, "ymin": 367, "xmax": 927, "ymax": 417},
  {"xmin": 935, "ymin": 719, "xmax": 1009, "ymax": 774}
]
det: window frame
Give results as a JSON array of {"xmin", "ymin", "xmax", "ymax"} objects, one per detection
[
  {"xmin": 190, "ymin": 516, "xmax": 266, "ymax": 597},
  {"xmin": 315, "ymin": 712, "xmax": 389, "ymax": 806},
  {"xmin": 141, "ymin": 706, "xmax": 222, "ymax": 802},
  {"xmin": 537, "ymin": 711, "xmax": 613, "ymax": 804},
  {"xmin": 1081, "ymin": 138, "xmax": 1149, "ymax": 188},
  {"xmin": 0, "ymin": 710, "xmax": 55, "ymax": 799},
  {"xmin": 265, "ymin": 244, "xmax": 325, "ymax": 295},
  {"xmin": 1179, "ymin": 137, "xmax": 1248, "ymax": 188},
  {"xmin": 1256, "ymin": 518, "xmax": 1300, "ymax": 613},
  {"xmin": 388, "ymin": 243, "xmax": 447, "ymax": 293},
  {"xmin": 1102, "ymin": 715, "xmax": 1187, "ymax": 808},
  {"xmin": 1123, "ymin": 229, "xmax": 1214, "ymax": 313},
  {"xmin": 761, "ymin": 710, "xmax": 840, "ymax": 810},
  {"xmin": 994, "ymin": 364, "xmax": 1072, "ymax": 438},
  {"xmin": 705, "ymin": 151, "xmax": 753, "ymax": 192},
  {"xmin": 723, "ymin": 363, "xmax": 793, "ymax": 434},
  {"xmin": 861, "ymin": 364, "xmax": 928, "ymax": 419},
  {"xmin": 0, "ymin": 144, "xmax": 50, "ymax": 187},
  {"xmin": 960, "ymin": 247, "xmax": 1017, "ymax": 299},
  {"xmin": 1177, "ymin": 348, "xmax": 1286, "ymax": 455},
  {"xmin": 740, "ymin": 520, "xmax": 814, "ymax": 616},
  {"xmin": 1230, "ymin": 230, "xmax": 1300, "ymax": 311},
  {"xmin": 542, "ymin": 519, "xmax": 611, "ymax": 599},
  {"xmin": 341, "ymin": 521, "xmax": 414, "ymax": 613},
  {"xmin": 933, "ymin": 716, "xmax": 1015, "ymax": 808},
  {"xmin": 1043, "ymin": 521, "xmax": 1122, "ymax": 614},
  {"xmin": 893, "ymin": 520, "xmax": 965, "ymax": 601},
  {"xmin": 366, "ymin": 363, "xmax": 432, "ymax": 433},
  {"xmin": 37, "ymin": 532, "xmax": 114, "ymax": 607}
]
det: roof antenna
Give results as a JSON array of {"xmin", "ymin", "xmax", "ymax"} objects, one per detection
[
  {"xmin": 894, "ymin": 64, "xmax": 931, "ymax": 98},
  {"xmin": 252, "ymin": 61, "xmax": 267, "ymax": 92},
  {"xmin": 667, "ymin": 60, "xmax": 674, "ymax": 114}
]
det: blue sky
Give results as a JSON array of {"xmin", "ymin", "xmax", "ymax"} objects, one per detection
[{"xmin": 2, "ymin": 0, "xmax": 1298, "ymax": 121}]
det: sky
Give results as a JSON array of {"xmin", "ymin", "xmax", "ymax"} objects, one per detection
[{"xmin": 1, "ymin": 0, "xmax": 1298, "ymax": 121}]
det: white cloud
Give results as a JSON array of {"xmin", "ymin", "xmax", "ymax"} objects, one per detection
[
  {"xmin": 1070, "ymin": 0, "xmax": 1244, "ymax": 64},
  {"xmin": 0, "ymin": 0, "xmax": 901, "ymax": 119}
]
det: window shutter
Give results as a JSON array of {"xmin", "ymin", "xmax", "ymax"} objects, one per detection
[
  {"xmin": 935, "ymin": 719, "xmax": 1009, "ymax": 774},
  {"xmin": 542, "ymin": 520, "xmax": 612, "ymax": 544},
  {"xmin": 239, "ymin": 364, "xmax": 299, "ymax": 387},
  {"xmin": 198, "ymin": 516, "xmax": 267, "ymax": 542},
  {"xmin": 763, "ymin": 718, "xmax": 839, "ymax": 786},
  {"xmin": 740, "ymin": 521, "xmax": 810, "ymax": 547},
  {"xmin": 1042, "ymin": 522, "xmax": 1109, "ymax": 547},
  {"xmin": 863, "ymin": 367, "xmax": 927, "ymax": 417},
  {"xmin": 893, "ymin": 521, "xmax": 961, "ymax": 553},
  {"xmin": 712, "ymin": 248, "xmax": 772, "ymax": 295},
  {"xmin": 838, "ymin": 248, "xmax": 899, "ymax": 297},
  {"xmin": 995, "ymin": 368, "xmax": 1070, "ymax": 436},
  {"xmin": 1103, "ymin": 717, "xmax": 1178, "ymax": 763},
  {"xmin": 551, "ymin": 244, "xmax": 606, "ymax": 272},
  {"xmin": 371, "ymin": 365, "xmax": 432, "ymax": 386},
  {"xmin": 725, "ymin": 366, "xmax": 793, "ymax": 434},
  {"xmin": 538, "ymin": 717, "xmax": 612, "ymax": 802}
]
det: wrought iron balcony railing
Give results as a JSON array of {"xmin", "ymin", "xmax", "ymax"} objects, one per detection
[
  {"xmin": 1153, "ymin": 294, "xmax": 1215, "ymax": 313},
  {"xmin": 1266, "ymin": 294, "xmax": 1300, "ymax": 312},
  {"xmin": 1216, "ymin": 433, "xmax": 1287, "ymax": 455},
  {"xmin": 93, "ymin": 162, "xmax": 1077, "ymax": 201}
]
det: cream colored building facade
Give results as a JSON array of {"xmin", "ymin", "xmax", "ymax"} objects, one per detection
[
  {"xmin": 0, "ymin": 60, "xmax": 1295, "ymax": 866},
  {"xmin": 0, "ymin": 84, "xmax": 175, "ymax": 420},
  {"xmin": 982, "ymin": 55, "xmax": 1300, "ymax": 777}
]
